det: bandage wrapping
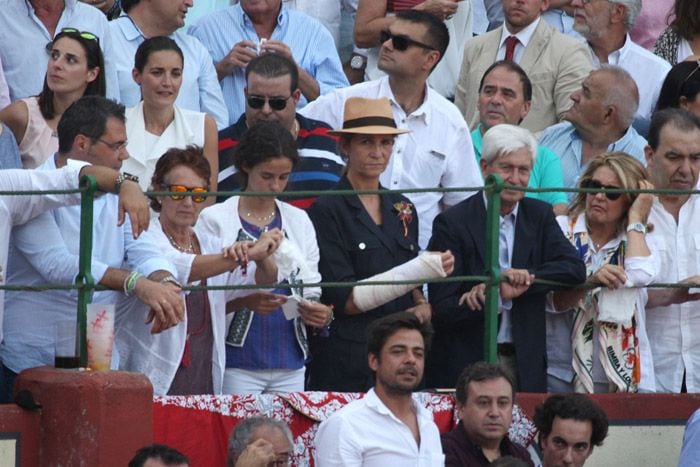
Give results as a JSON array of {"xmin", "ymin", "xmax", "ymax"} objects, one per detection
[{"xmin": 352, "ymin": 253, "xmax": 447, "ymax": 312}]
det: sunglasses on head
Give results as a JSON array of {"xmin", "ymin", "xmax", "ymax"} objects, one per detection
[
  {"xmin": 166, "ymin": 185, "xmax": 208, "ymax": 203},
  {"xmin": 379, "ymin": 30, "xmax": 435, "ymax": 52},
  {"xmin": 247, "ymin": 94, "xmax": 291, "ymax": 111},
  {"xmin": 47, "ymin": 28, "xmax": 100, "ymax": 53},
  {"xmin": 581, "ymin": 179, "xmax": 623, "ymax": 201}
]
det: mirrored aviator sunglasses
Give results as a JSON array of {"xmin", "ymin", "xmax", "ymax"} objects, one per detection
[
  {"xmin": 168, "ymin": 185, "xmax": 208, "ymax": 203},
  {"xmin": 247, "ymin": 95, "xmax": 289, "ymax": 111}
]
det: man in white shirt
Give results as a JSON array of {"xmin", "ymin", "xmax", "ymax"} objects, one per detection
[
  {"xmin": 0, "ymin": 96, "xmax": 183, "ymax": 402},
  {"xmin": 643, "ymin": 108, "xmax": 700, "ymax": 393},
  {"xmin": 300, "ymin": 9, "xmax": 481, "ymax": 249},
  {"xmin": 315, "ymin": 311, "xmax": 444, "ymax": 466},
  {"xmin": 571, "ymin": 0, "xmax": 670, "ymax": 136},
  {"xmin": 455, "ymin": 0, "xmax": 592, "ymax": 133}
]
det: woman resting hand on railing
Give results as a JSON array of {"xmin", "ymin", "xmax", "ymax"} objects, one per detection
[
  {"xmin": 306, "ymin": 97, "xmax": 454, "ymax": 392},
  {"xmin": 115, "ymin": 146, "xmax": 280, "ymax": 396},
  {"xmin": 547, "ymin": 152, "xmax": 658, "ymax": 394}
]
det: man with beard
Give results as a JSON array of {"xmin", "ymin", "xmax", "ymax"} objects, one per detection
[{"xmin": 314, "ymin": 312, "xmax": 444, "ymax": 466}]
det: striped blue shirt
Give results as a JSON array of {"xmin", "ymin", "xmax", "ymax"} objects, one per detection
[{"xmin": 189, "ymin": 4, "xmax": 348, "ymax": 125}]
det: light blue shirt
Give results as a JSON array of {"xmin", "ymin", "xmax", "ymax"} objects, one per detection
[
  {"xmin": 0, "ymin": 0, "xmax": 119, "ymax": 102},
  {"xmin": 0, "ymin": 125, "xmax": 21, "ymax": 169},
  {"xmin": 542, "ymin": 9, "xmax": 583, "ymax": 41},
  {"xmin": 109, "ymin": 15, "xmax": 229, "ymax": 129},
  {"xmin": 538, "ymin": 121, "xmax": 647, "ymax": 198},
  {"xmin": 0, "ymin": 156, "xmax": 175, "ymax": 374},
  {"xmin": 190, "ymin": 4, "xmax": 348, "ymax": 125},
  {"xmin": 679, "ymin": 409, "xmax": 700, "ymax": 467}
]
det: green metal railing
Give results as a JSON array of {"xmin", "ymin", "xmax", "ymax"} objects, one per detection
[{"xmin": 3, "ymin": 175, "xmax": 699, "ymax": 368}]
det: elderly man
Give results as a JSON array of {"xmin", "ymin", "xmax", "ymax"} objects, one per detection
[
  {"xmin": 0, "ymin": 97, "xmax": 182, "ymax": 402},
  {"xmin": 227, "ymin": 417, "xmax": 293, "ymax": 467},
  {"xmin": 301, "ymin": 9, "xmax": 481, "ymax": 249},
  {"xmin": 109, "ymin": 0, "xmax": 228, "ymax": 129},
  {"xmin": 0, "ymin": 0, "xmax": 118, "ymax": 101},
  {"xmin": 473, "ymin": 60, "xmax": 567, "ymax": 214},
  {"xmin": 455, "ymin": 0, "xmax": 592, "ymax": 133},
  {"xmin": 571, "ymin": 0, "xmax": 670, "ymax": 135},
  {"xmin": 426, "ymin": 124, "xmax": 586, "ymax": 392},
  {"xmin": 539, "ymin": 66, "xmax": 646, "ymax": 193},
  {"xmin": 533, "ymin": 394, "xmax": 609, "ymax": 467},
  {"xmin": 190, "ymin": 0, "xmax": 348, "ymax": 125},
  {"xmin": 217, "ymin": 53, "xmax": 343, "ymax": 208},
  {"xmin": 643, "ymin": 109, "xmax": 700, "ymax": 393},
  {"xmin": 442, "ymin": 362, "xmax": 533, "ymax": 466},
  {"xmin": 315, "ymin": 312, "xmax": 443, "ymax": 466}
]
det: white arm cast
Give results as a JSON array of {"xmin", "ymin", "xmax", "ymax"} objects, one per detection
[{"xmin": 352, "ymin": 253, "xmax": 446, "ymax": 312}]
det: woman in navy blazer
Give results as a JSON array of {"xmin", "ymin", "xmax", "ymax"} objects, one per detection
[{"xmin": 307, "ymin": 97, "xmax": 453, "ymax": 392}]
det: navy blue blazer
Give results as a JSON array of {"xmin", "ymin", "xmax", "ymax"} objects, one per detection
[{"xmin": 426, "ymin": 193, "xmax": 585, "ymax": 392}]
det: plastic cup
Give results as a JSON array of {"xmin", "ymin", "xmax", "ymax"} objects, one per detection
[{"xmin": 86, "ymin": 304, "xmax": 115, "ymax": 371}]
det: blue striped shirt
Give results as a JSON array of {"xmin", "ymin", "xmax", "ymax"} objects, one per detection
[{"xmin": 189, "ymin": 4, "xmax": 348, "ymax": 125}]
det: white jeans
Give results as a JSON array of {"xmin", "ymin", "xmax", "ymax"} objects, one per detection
[{"xmin": 222, "ymin": 367, "xmax": 305, "ymax": 395}]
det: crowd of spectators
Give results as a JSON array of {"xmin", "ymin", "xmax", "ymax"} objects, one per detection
[{"xmin": 1, "ymin": 0, "xmax": 699, "ymax": 464}]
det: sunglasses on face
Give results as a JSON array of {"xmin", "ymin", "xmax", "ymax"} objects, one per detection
[
  {"xmin": 247, "ymin": 94, "xmax": 291, "ymax": 111},
  {"xmin": 166, "ymin": 185, "xmax": 208, "ymax": 203},
  {"xmin": 379, "ymin": 30, "xmax": 435, "ymax": 52},
  {"xmin": 581, "ymin": 179, "xmax": 623, "ymax": 201}
]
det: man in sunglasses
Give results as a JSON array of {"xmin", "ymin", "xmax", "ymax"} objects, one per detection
[
  {"xmin": 570, "ymin": 0, "xmax": 670, "ymax": 136},
  {"xmin": 190, "ymin": 0, "xmax": 348, "ymax": 125},
  {"xmin": 300, "ymin": 9, "xmax": 481, "ymax": 250},
  {"xmin": 455, "ymin": 0, "xmax": 592, "ymax": 134},
  {"xmin": 539, "ymin": 66, "xmax": 647, "ymax": 198},
  {"xmin": 644, "ymin": 108, "xmax": 700, "ymax": 394},
  {"xmin": 217, "ymin": 53, "xmax": 344, "ymax": 208},
  {"xmin": 0, "ymin": 96, "xmax": 184, "ymax": 403}
]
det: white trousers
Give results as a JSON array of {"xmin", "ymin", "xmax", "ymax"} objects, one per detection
[{"xmin": 222, "ymin": 367, "xmax": 305, "ymax": 395}]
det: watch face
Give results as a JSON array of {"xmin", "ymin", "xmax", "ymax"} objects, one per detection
[{"xmin": 350, "ymin": 55, "xmax": 365, "ymax": 70}]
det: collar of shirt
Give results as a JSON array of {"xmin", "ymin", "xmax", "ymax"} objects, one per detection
[
  {"xmin": 482, "ymin": 191, "xmax": 520, "ymax": 221},
  {"xmin": 364, "ymin": 388, "xmax": 429, "ymax": 425},
  {"xmin": 240, "ymin": 3, "xmax": 286, "ymax": 30},
  {"xmin": 378, "ymin": 76, "xmax": 431, "ymax": 126},
  {"xmin": 588, "ymin": 33, "xmax": 633, "ymax": 67},
  {"xmin": 25, "ymin": 0, "xmax": 77, "ymax": 14},
  {"xmin": 500, "ymin": 16, "xmax": 541, "ymax": 51},
  {"xmin": 570, "ymin": 213, "xmax": 624, "ymax": 252},
  {"xmin": 118, "ymin": 14, "xmax": 146, "ymax": 41}
]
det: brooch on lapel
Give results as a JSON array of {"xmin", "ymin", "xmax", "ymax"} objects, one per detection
[{"xmin": 393, "ymin": 201, "xmax": 414, "ymax": 238}]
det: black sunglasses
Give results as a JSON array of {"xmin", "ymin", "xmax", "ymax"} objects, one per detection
[
  {"xmin": 581, "ymin": 179, "xmax": 623, "ymax": 201},
  {"xmin": 247, "ymin": 94, "xmax": 291, "ymax": 111},
  {"xmin": 380, "ymin": 30, "xmax": 435, "ymax": 52}
]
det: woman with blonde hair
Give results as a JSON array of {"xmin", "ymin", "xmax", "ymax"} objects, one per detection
[{"xmin": 547, "ymin": 152, "xmax": 658, "ymax": 393}]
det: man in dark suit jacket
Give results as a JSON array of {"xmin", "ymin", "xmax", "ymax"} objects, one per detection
[{"xmin": 426, "ymin": 123, "xmax": 586, "ymax": 392}]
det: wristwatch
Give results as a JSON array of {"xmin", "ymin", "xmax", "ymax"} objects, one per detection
[
  {"xmin": 350, "ymin": 54, "xmax": 367, "ymax": 70},
  {"xmin": 626, "ymin": 222, "xmax": 647, "ymax": 235},
  {"xmin": 115, "ymin": 172, "xmax": 139, "ymax": 193}
]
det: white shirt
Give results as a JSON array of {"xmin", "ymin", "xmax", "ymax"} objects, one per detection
[
  {"xmin": 315, "ymin": 388, "xmax": 445, "ymax": 467},
  {"xmin": 587, "ymin": 34, "xmax": 671, "ymax": 134},
  {"xmin": 299, "ymin": 76, "xmax": 482, "ymax": 249},
  {"xmin": 646, "ymin": 196, "xmax": 700, "ymax": 392},
  {"xmin": 496, "ymin": 17, "xmax": 541, "ymax": 63},
  {"xmin": 0, "ymin": 164, "xmax": 86, "ymax": 341},
  {"xmin": 547, "ymin": 214, "xmax": 657, "ymax": 392},
  {"xmin": 0, "ymin": 157, "xmax": 174, "ymax": 373}
]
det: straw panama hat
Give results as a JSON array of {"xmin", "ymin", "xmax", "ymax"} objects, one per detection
[{"xmin": 328, "ymin": 97, "xmax": 411, "ymax": 136}]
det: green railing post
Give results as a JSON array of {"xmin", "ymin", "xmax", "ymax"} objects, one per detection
[
  {"xmin": 483, "ymin": 174, "xmax": 502, "ymax": 364},
  {"xmin": 74, "ymin": 175, "xmax": 97, "ymax": 367}
]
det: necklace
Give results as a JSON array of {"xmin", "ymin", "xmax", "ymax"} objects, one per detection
[
  {"xmin": 163, "ymin": 225, "xmax": 195, "ymax": 254},
  {"xmin": 243, "ymin": 210, "xmax": 276, "ymax": 223}
]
